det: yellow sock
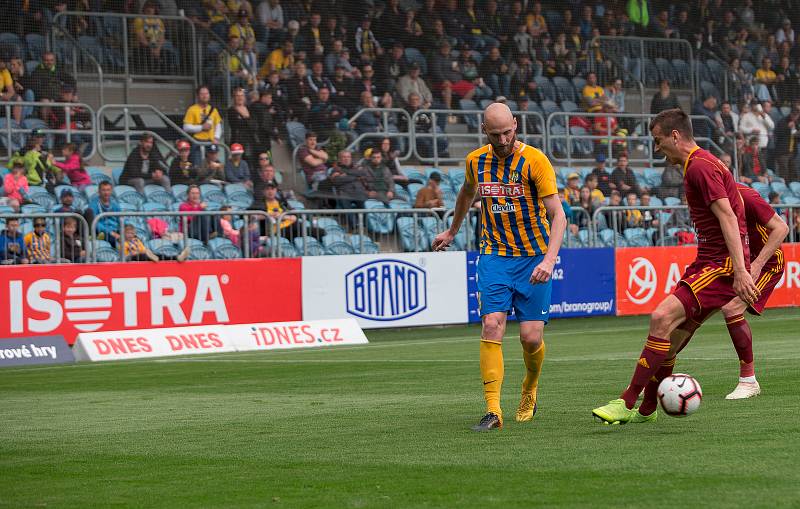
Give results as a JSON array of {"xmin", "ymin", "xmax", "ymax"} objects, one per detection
[
  {"xmin": 480, "ymin": 339, "xmax": 504, "ymax": 416},
  {"xmin": 521, "ymin": 340, "xmax": 545, "ymax": 395}
]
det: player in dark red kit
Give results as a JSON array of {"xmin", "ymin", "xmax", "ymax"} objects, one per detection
[{"xmin": 592, "ymin": 109, "xmax": 761, "ymax": 424}]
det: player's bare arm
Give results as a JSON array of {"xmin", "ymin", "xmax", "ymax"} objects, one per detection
[
  {"xmin": 750, "ymin": 214, "xmax": 790, "ymax": 278},
  {"xmin": 710, "ymin": 198, "xmax": 759, "ymax": 303},
  {"xmin": 432, "ymin": 179, "xmax": 477, "ymax": 251},
  {"xmin": 530, "ymin": 193, "xmax": 566, "ymax": 284}
]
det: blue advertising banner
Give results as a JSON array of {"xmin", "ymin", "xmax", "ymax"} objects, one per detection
[
  {"xmin": 467, "ymin": 248, "xmax": 616, "ymax": 323},
  {"xmin": 0, "ymin": 336, "xmax": 75, "ymax": 368}
]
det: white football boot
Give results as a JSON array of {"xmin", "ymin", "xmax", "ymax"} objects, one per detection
[{"xmin": 725, "ymin": 380, "xmax": 761, "ymax": 400}]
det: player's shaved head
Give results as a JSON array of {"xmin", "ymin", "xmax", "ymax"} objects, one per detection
[{"xmin": 482, "ymin": 102, "xmax": 518, "ymax": 158}]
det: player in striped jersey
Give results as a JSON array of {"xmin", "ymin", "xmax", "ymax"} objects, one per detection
[
  {"xmin": 24, "ymin": 220, "xmax": 53, "ymax": 264},
  {"xmin": 432, "ymin": 103, "xmax": 567, "ymax": 431}
]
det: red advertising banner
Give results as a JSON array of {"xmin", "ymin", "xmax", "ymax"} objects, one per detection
[
  {"xmin": 616, "ymin": 244, "xmax": 800, "ymax": 316},
  {"xmin": 0, "ymin": 259, "xmax": 302, "ymax": 344}
]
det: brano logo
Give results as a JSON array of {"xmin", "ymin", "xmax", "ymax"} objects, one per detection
[
  {"xmin": 626, "ymin": 257, "xmax": 657, "ymax": 305},
  {"xmin": 345, "ymin": 259, "xmax": 427, "ymax": 321}
]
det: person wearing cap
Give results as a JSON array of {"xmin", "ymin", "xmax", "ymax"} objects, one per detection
[
  {"xmin": 197, "ymin": 144, "xmax": 226, "ymax": 184},
  {"xmin": 120, "ymin": 133, "xmax": 170, "ymax": 193},
  {"xmin": 562, "ymin": 172, "xmax": 581, "ymax": 205},
  {"xmin": 354, "ymin": 15, "xmax": 382, "ymax": 65},
  {"xmin": 414, "ymin": 171, "xmax": 445, "ymax": 209},
  {"xmin": 52, "ymin": 142, "xmax": 90, "ymax": 189},
  {"xmin": 8, "ymin": 128, "xmax": 59, "ymax": 188},
  {"xmin": 396, "ymin": 61, "xmax": 432, "ymax": 109},
  {"xmin": 169, "ymin": 139, "xmax": 200, "ymax": 186},
  {"xmin": 225, "ymin": 143, "xmax": 253, "ymax": 188},
  {"xmin": 589, "ymin": 153, "xmax": 613, "ymax": 196},
  {"xmin": 133, "ymin": 1, "xmax": 166, "ymax": 74},
  {"xmin": 229, "ymin": 8, "xmax": 256, "ymax": 45},
  {"xmin": 183, "ymin": 85, "xmax": 223, "ymax": 165}
]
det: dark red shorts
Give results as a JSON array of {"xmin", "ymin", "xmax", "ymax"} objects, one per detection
[
  {"xmin": 673, "ymin": 258, "xmax": 738, "ymax": 323},
  {"xmin": 750, "ymin": 260, "xmax": 785, "ymax": 315}
]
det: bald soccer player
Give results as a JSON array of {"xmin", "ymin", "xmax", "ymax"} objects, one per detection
[{"xmin": 433, "ymin": 103, "xmax": 567, "ymax": 431}]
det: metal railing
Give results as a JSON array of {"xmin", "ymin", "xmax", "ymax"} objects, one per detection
[
  {"xmin": 90, "ymin": 210, "xmax": 274, "ymax": 262},
  {"xmin": 345, "ymin": 108, "xmax": 413, "ymax": 159},
  {"xmin": 586, "ymin": 39, "xmax": 647, "ymax": 115},
  {"xmin": 196, "ymin": 22, "xmax": 260, "ymax": 108},
  {"xmin": 96, "ymin": 104, "xmax": 229, "ymax": 163},
  {"xmin": 0, "ymin": 101, "xmax": 97, "ymax": 160},
  {"xmin": 697, "ymin": 49, "xmax": 730, "ymax": 103},
  {"xmin": 411, "ymin": 109, "xmax": 545, "ymax": 166},
  {"xmin": 48, "ymin": 23, "xmax": 105, "ymax": 106},
  {"xmin": 591, "ymin": 205, "xmax": 690, "ymax": 247},
  {"xmin": 0, "ymin": 212, "xmax": 91, "ymax": 262},
  {"xmin": 51, "ymin": 11, "xmax": 200, "ymax": 104}
]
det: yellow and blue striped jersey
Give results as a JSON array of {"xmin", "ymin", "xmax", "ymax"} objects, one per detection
[
  {"xmin": 465, "ymin": 142, "xmax": 558, "ymax": 256},
  {"xmin": 24, "ymin": 231, "xmax": 51, "ymax": 262}
]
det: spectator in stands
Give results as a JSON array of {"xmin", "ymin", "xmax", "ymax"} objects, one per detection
[
  {"xmin": 360, "ymin": 149, "xmax": 395, "ymax": 202},
  {"xmin": 309, "ymin": 86, "xmax": 345, "ymax": 140},
  {"xmin": 90, "ymin": 181, "xmax": 121, "ymax": 247},
  {"xmin": 230, "ymin": 9, "xmax": 256, "ymax": 46},
  {"xmin": 606, "ymin": 79, "xmax": 625, "ymax": 113},
  {"xmin": 775, "ymin": 56, "xmax": 799, "ymax": 105},
  {"xmin": 259, "ymin": 40, "xmax": 294, "ymax": 79},
  {"xmin": 654, "ymin": 163, "xmax": 682, "ymax": 201},
  {"xmin": 376, "ymin": 42, "xmax": 409, "ymax": 96},
  {"xmin": 169, "ymin": 140, "xmax": 199, "ymax": 186},
  {"xmin": 52, "ymin": 142, "xmax": 90, "ymax": 190},
  {"xmin": 328, "ymin": 64, "xmax": 356, "ymax": 113},
  {"xmin": 286, "ymin": 61, "xmax": 313, "ymax": 123},
  {"xmin": 53, "ymin": 188, "xmax": 77, "ymax": 214},
  {"xmin": 253, "ymin": 156, "xmax": 291, "ymax": 204},
  {"xmin": 12, "ymin": 129, "xmax": 58, "ymax": 189},
  {"xmin": 607, "ymin": 190, "xmax": 625, "ymax": 233},
  {"xmin": 623, "ymin": 192, "xmax": 643, "ymax": 229},
  {"xmin": 306, "ymin": 60, "xmax": 335, "ymax": 96},
  {"xmin": 584, "ymin": 173, "xmax": 604, "ymax": 203},
  {"xmin": 563, "ymin": 172, "xmax": 581, "ymax": 205},
  {"xmin": 297, "ymin": 12, "xmax": 324, "ymax": 57},
  {"xmin": 134, "ymin": 1, "xmax": 167, "ymax": 74},
  {"xmin": 180, "ymin": 184, "xmax": 214, "ymax": 242},
  {"xmin": 256, "ymin": 0, "xmax": 284, "ymax": 44},
  {"xmin": 773, "ymin": 105, "xmax": 800, "ymax": 182},
  {"xmin": 611, "ymin": 154, "xmax": 645, "ymax": 197},
  {"xmin": 322, "ymin": 14, "xmax": 347, "ymax": 53},
  {"xmin": 325, "ymin": 41, "xmax": 355, "ymax": 78},
  {"xmin": 0, "ymin": 218, "xmax": 27, "ymax": 264},
  {"xmin": 219, "ymin": 34, "xmax": 254, "ymax": 94},
  {"xmin": 755, "ymin": 58, "xmax": 778, "ymax": 102},
  {"xmin": 24, "ymin": 218, "xmax": 53, "ymax": 264},
  {"xmin": 123, "ymin": 223, "xmax": 190, "ymax": 263},
  {"xmin": 715, "ymin": 101, "xmax": 739, "ymax": 140},
  {"xmin": 430, "ymin": 40, "xmax": 476, "ymax": 112},
  {"xmin": 350, "ymin": 91, "xmax": 384, "ymax": 137},
  {"xmin": 329, "ymin": 150, "xmax": 368, "ymax": 208},
  {"xmin": 120, "ymin": 133, "xmax": 170, "ymax": 193},
  {"xmin": 29, "ymin": 52, "xmax": 76, "ymax": 104},
  {"xmin": 741, "ymin": 135, "xmax": 771, "ymax": 184},
  {"xmin": 640, "ymin": 193, "xmax": 660, "ymax": 229},
  {"xmin": 739, "ymin": 102, "xmax": 774, "ymax": 159},
  {"xmin": 401, "ymin": 9, "xmax": 424, "ymax": 49},
  {"xmin": 197, "ymin": 144, "xmax": 226, "ymax": 184},
  {"xmin": 351, "ymin": 64, "xmax": 392, "ymax": 111},
  {"xmin": 479, "ymin": 46, "xmax": 510, "ymax": 99},
  {"xmin": 227, "ymin": 87, "xmax": 259, "ymax": 166},
  {"xmin": 593, "ymin": 101, "xmax": 628, "ymax": 158},
  {"xmin": 258, "ymin": 181, "xmax": 325, "ymax": 239},
  {"xmin": 567, "ymin": 185, "xmax": 594, "ymax": 235},
  {"xmin": 250, "ymin": 90, "xmax": 283, "ymax": 152},
  {"xmin": 650, "ymin": 80, "xmax": 680, "ymax": 114},
  {"xmin": 0, "ymin": 58, "xmax": 22, "ymax": 124},
  {"xmin": 297, "ymin": 131, "xmax": 329, "ymax": 188},
  {"xmin": 399, "ymin": 92, "xmax": 449, "ymax": 158},
  {"xmin": 582, "ymin": 72, "xmax": 605, "ymax": 112},
  {"xmin": 396, "ymin": 63, "xmax": 432, "ymax": 108},
  {"xmin": 415, "ymin": 172, "xmax": 444, "ymax": 208},
  {"xmin": 60, "ymin": 216, "xmax": 85, "ymax": 263},
  {"xmin": 183, "ymin": 86, "xmax": 223, "ymax": 166},
  {"xmin": 378, "ymin": 137, "xmax": 408, "ymax": 188},
  {"xmin": 691, "ymin": 94, "xmax": 720, "ymax": 148},
  {"xmin": 2, "ymin": 161, "xmax": 28, "ymax": 212},
  {"xmin": 512, "ymin": 21, "xmax": 535, "ymax": 61},
  {"xmin": 589, "ymin": 153, "xmax": 613, "ymax": 196},
  {"xmin": 354, "ymin": 15, "xmax": 382, "ymax": 65},
  {"xmin": 225, "ymin": 143, "xmax": 253, "ymax": 188}
]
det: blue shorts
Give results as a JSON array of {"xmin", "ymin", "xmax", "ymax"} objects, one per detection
[{"xmin": 476, "ymin": 254, "xmax": 552, "ymax": 323}]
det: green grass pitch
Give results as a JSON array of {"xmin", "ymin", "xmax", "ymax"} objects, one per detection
[{"xmin": 1, "ymin": 308, "xmax": 798, "ymax": 508}]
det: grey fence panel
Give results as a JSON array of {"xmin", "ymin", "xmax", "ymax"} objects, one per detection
[
  {"xmin": 344, "ymin": 108, "xmax": 414, "ymax": 160},
  {"xmin": 91, "ymin": 210, "xmax": 274, "ymax": 262},
  {"xmin": 0, "ymin": 213, "xmax": 90, "ymax": 263}
]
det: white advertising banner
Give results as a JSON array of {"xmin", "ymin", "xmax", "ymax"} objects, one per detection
[
  {"xmin": 73, "ymin": 324, "xmax": 235, "ymax": 361},
  {"xmin": 302, "ymin": 252, "xmax": 468, "ymax": 328},
  {"xmin": 227, "ymin": 319, "xmax": 368, "ymax": 351}
]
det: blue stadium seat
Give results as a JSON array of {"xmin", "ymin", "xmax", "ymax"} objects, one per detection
[
  {"xmin": 624, "ymin": 227, "xmax": 651, "ymax": 247},
  {"xmin": 200, "ymin": 184, "xmax": 226, "ymax": 204},
  {"xmin": 95, "ymin": 247, "xmax": 120, "ymax": 262},
  {"xmin": 286, "ymin": 199, "xmax": 305, "ymax": 210},
  {"xmin": 534, "ymin": 76, "xmax": 557, "ymax": 102},
  {"xmin": 644, "ymin": 168, "xmax": 663, "ymax": 188},
  {"xmin": 560, "ymin": 100, "xmax": 579, "ymax": 113},
  {"xmin": 325, "ymin": 241, "xmax": 355, "ymax": 255},
  {"xmin": 552, "ymin": 76, "xmax": 577, "ymax": 103},
  {"xmin": 396, "ymin": 217, "xmax": 427, "ymax": 252},
  {"xmin": 789, "ymin": 182, "xmax": 800, "ymax": 196},
  {"xmin": 114, "ymin": 185, "xmax": 146, "ymax": 209},
  {"xmin": 664, "ymin": 197, "xmax": 682, "ymax": 206},
  {"xmin": 293, "ymin": 236, "xmax": 325, "ymax": 256},
  {"xmin": 188, "ymin": 245, "xmax": 213, "ymax": 260},
  {"xmin": 671, "ymin": 58, "xmax": 690, "ymax": 87},
  {"xmin": 649, "ymin": 196, "xmax": 664, "ymax": 207},
  {"xmin": 389, "ymin": 199, "xmax": 411, "ymax": 209},
  {"xmin": 771, "ymin": 181, "xmax": 789, "ymax": 195},
  {"xmin": 171, "ymin": 184, "xmax": 188, "ymax": 202},
  {"xmin": 751, "ymin": 182, "xmax": 770, "ymax": 199}
]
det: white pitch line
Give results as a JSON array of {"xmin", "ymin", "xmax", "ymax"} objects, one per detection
[{"xmin": 153, "ymin": 355, "xmax": 800, "ymax": 364}]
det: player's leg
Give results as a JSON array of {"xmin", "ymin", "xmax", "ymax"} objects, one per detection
[
  {"xmin": 721, "ymin": 298, "xmax": 760, "ymax": 399},
  {"xmin": 592, "ymin": 294, "xmax": 686, "ymax": 424},
  {"xmin": 473, "ymin": 255, "xmax": 513, "ymax": 431},
  {"xmin": 512, "ymin": 258, "xmax": 551, "ymax": 422}
]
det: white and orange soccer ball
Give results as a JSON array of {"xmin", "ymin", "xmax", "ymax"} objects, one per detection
[{"xmin": 658, "ymin": 374, "xmax": 703, "ymax": 417}]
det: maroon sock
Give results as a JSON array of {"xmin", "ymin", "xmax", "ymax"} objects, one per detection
[
  {"xmin": 620, "ymin": 335, "xmax": 671, "ymax": 409},
  {"xmin": 638, "ymin": 357, "xmax": 676, "ymax": 415},
  {"xmin": 726, "ymin": 314, "xmax": 755, "ymax": 378}
]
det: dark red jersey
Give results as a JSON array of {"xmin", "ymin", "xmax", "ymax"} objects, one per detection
[
  {"xmin": 683, "ymin": 147, "xmax": 749, "ymax": 264},
  {"xmin": 736, "ymin": 183, "xmax": 784, "ymax": 271}
]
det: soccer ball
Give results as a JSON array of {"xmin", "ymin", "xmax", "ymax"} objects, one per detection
[{"xmin": 657, "ymin": 374, "xmax": 703, "ymax": 417}]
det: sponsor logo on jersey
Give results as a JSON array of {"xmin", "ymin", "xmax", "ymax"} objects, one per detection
[
  {"xmin": 478, "ymin": 183, "xmax": 524, "ymax": 198},
  {"xmin": 491, "ymin": 203, "xmax": 517, "ymax": 213}
]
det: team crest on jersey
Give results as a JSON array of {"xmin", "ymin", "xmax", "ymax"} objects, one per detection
[
  {"xmin": 509, "ymin": 169, "xmax": 521, "ymax": 183},
  {"xmin": 491, "ymin": 203, "xmax": 516, "ymax": 213}
]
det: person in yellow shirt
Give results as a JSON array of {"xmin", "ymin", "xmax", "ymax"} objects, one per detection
[
  {"xmin": 134, "ymin": 1, "xmax": 166, "ymax": 74},
  {"xmin": 584, "ymin": 173, "xmax": 605, "ymax": 202},
  {"xmin": 229, "ymin": 9, "xmax": 256, "ymax": 45},
  {"xmin": 624, "ymin": 191, "xmax": 643, "ymax": 228},
  {"xmin": 0, "ymin": 58, "xmax": 21, "ymax": 123},
  {"xmin": 259, "ymin": 40, "xmax": 294, "ymax": 79},
  {"xmin": 562, "ymin": 172, "xmax": 581, "ymax": 204},
  {"xmin": 754, "ymin": 57, "xmax": 778, "ymax": 102},
  {"xmin": 183, "ymin": 86, "xmax": 223, "ymax": 166},
  {"xmin": 582, "ymin": 71, "xmax": 605, "ymax": 112}
]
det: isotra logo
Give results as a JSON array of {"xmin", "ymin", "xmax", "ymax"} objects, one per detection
[
  {"xmin": 8, "ymin": 274, "xmax": 230, "ymax": 333},
  {"xmin": 626, "ymin": 257, "xmax": 657, "ymax": 305},
  {"xmin": 345, "ymin": 259, "xmax": 427, "ymax": 321}
]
